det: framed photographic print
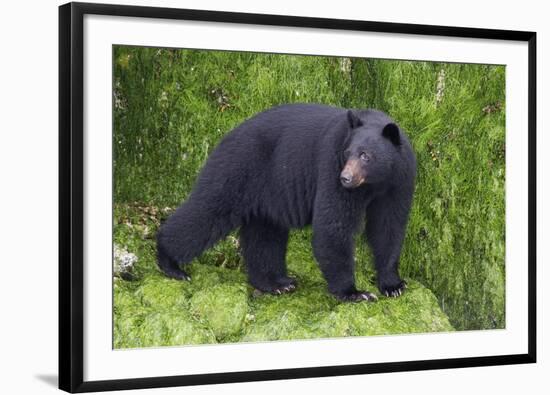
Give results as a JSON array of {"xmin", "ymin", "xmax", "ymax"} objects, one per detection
[{"xmin": 59, "ymin": 1, "xmax": 537, "ymax": 392}]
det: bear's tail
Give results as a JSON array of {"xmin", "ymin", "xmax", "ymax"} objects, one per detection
[{"xmin": 156, "ymin": 198, "xmax": 236, "ymax": 280}]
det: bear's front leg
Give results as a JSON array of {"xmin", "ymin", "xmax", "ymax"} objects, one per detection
[
  {"xmin": 312, "ymin": 226, "xmax": 377, "ymax": 303},
  {"xmin": 366, "ymin": 194, "xmax": 411, "ymax": 298}
]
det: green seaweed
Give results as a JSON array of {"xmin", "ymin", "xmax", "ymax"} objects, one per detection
[{"xmin": 113, "ymin": 204, "xmax": 453, "ymax": 348}]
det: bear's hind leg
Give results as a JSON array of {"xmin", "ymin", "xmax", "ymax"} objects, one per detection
[
  {"xmin": 157, "ymin": 244, "xmax": 191, "ymax": 280},
  {"xmin": 157, "ymin": 197, "xmax": 236, "ymax": 280},
  {"xmin": 240, "ymin": 218, "xmax": 295, "ymax": 295}
]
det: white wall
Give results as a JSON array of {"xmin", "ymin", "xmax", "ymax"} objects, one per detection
[{"xmin": 0, "ymin": 0, "xmax": 546, "ymax": 394}]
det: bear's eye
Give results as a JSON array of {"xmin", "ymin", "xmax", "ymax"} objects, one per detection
[{"xmin": 360, "ymin": 152, "xmax": 370, "ymax": 162}]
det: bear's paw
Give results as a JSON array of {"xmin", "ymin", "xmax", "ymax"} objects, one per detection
[{"xmin": 379, "ymin": 280, "xmax": 407, "ymax": 298}]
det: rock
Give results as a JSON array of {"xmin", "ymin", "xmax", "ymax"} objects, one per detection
[
  {"xmin": 243, "ymin": 280, "xmax": 453, "ymax": 342},
  {"xmin": 189, "ymin": 284, "xmax": 249, "ymax": 340},
  {"xmin": 112, "ymin": 218, "xmax": 453, "ymax": 348},
  {"xmin": 113, "ymin": 244, "xmax": 137, "ymax": 278},
  {"xmin": 114, "ymin": 309, "xmax": 216, "ymax": 348}
]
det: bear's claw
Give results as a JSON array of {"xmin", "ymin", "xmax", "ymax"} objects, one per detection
[
  {"xmin": 163, "ymin": 267, "xmax": 191, "ymax": 281},
  {"xmin": 280, "ymin": 283, "xmax": 296, "ymax": 293},
  {"xmin": 338, "ymin": 290, "xmax": 378, "ymax": 303},
  {"xmin": 252, "ymin": 279, "xmax": 297, "ymax": 297},
  {"xmin": 380, "ymin": 280, "xmax": 407, "ymax": 298},
  {"xmin": 269, "ymin": 283, "xmax": 297, "ymax": 295}
]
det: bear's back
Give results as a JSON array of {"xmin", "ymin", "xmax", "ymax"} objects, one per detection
[{"xmin": 201, "ymin": 104, "xmax": 346, "ymax": 227}]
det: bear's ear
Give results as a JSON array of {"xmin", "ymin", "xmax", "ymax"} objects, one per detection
[
  {"xmin": 382, "ymin": 123, "xmax": 401, "ymax": 146},
  {"xmin": 347, "ymin": 110, "xmax": 363, "ymax": 129}
]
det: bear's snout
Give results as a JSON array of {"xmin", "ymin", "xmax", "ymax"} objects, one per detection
[
  {"xmin": 340, "ymin": 159, "xmax": 365, "ymax": 189},
  {"xmin": 340, "ymin": 172, "xmax": 353, "ymax": 186}
]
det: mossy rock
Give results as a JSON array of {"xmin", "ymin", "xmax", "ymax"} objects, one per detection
[
  {"xmin": 135, "ymin": 275, "xmax": 191, "ymax": 309},
  {"xmin": 243, "ymin": 280, "xmax": 452, "ymax": 342},
  {"xmin": 314, "ymin": 281, "xmax": 454, "ymax": 338},
  {"xmin": 115, "ymin": 262, "xmax": 453, "ymax": 347},
  {"xmin": 113, "ymin": 216, "xmax": 454, "ymax": 347},
  {"xmin": 189, "ymin": 283, "xmax": 249, "ymax": 340},
  {"xmin": 114, "ymin": 309, "xmax": 216, "ymax": 348}
]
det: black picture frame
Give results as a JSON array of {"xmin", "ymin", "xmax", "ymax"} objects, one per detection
[{"xmin": 59, "ymin": 2, "xmax": 537, "ymax": 393}]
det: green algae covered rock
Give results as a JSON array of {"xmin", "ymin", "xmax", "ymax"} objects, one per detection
[
  {"xmin": 189, "ymin": 284, "xmax": 249, "ymax": 340},
  {"xmin": 114, "ymin": 261, "xmax": 453, "ymax": 348},
  {"xmin": 115, "ymin": 310, "xmax": 217, "ymax": 348},
  {"xmin": 314, "ymin": 281, "xmax": 454, "ymax": 338},
  {"xmin": 243, "ymin": 280, "xmax": 452, "ymax": 342},
  {"xmin": 113, "ymin": 206, "xmax": 454, "ymax": 349},
  {"xmin": 114, "ymin": 277, "xmax": 217, "ymax": 348}
]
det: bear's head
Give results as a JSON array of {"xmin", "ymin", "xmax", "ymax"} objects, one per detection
[{"xmin": 340, "ymin": 109, "xmax": 402, "ymax": 189}]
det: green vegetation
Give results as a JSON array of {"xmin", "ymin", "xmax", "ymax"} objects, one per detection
[
  {"xmin": 113, "ymin": 46, "xmax": 505, "ymax": 347},
  {"xmin": 114, "ymin": 204, "xmax": 453, "ymax": 347}
]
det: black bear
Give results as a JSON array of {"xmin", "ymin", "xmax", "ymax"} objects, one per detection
[{"xmin": 157, "ymin": 104, "xmax": 416, "ymax": 302}]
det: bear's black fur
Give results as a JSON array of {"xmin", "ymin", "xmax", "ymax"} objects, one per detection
[{"xmin": 157, "ymin": 104, "xmax": 416, "ymax": 302}]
